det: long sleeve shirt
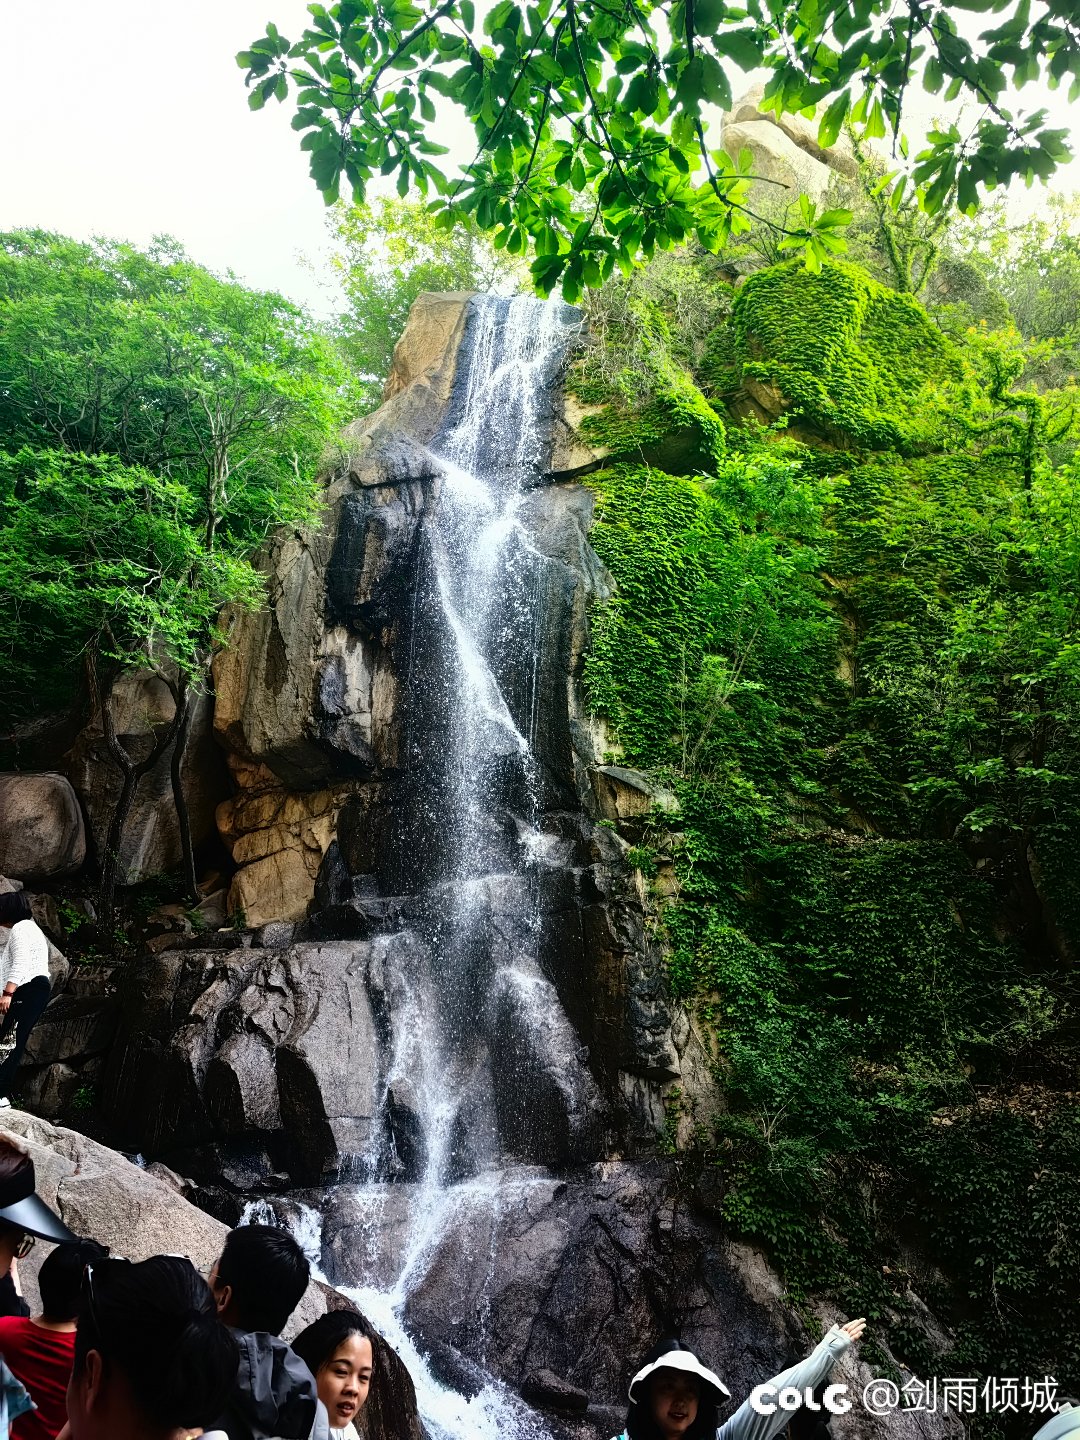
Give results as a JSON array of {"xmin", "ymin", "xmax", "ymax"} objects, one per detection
[
  {"xmin": 611, "ymin": 1325, "xmax": 854, "ymax": 1440},
  {"xmin": 716, "ymin": 1324, "xmax": 853, "ymax": 1440},
  {"xmin": 0, "ymin": 921, "xmax": 50, "ymax": 993}
]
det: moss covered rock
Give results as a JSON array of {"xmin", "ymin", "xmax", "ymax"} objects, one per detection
[{"xmin": 731, "ymin": 260, "xmax": 967, "ymax": 451}]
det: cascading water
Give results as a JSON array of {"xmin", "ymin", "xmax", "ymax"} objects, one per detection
[{"xmin": 266, "ymin": 297, "xmax": 599, "ymax": 1439}]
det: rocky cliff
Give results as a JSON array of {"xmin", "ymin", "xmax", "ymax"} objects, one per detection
[{"xmin": 1, "ymin": 289, "xmax": 964, "ymax": 1440}]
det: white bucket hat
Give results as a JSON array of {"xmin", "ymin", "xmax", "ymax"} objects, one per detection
[{"xmin": 629, "ymin": 1347, "xmax": 731, "ymax": 1404}]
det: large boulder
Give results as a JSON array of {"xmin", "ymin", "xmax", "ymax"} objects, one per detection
[
  {"xmin": 65, "ymin": 674, "xmax": 227, "ymax": 885},
  {"xmin": 721, "ymin": 119, "xmax": 836, "ymax": 203},
  {"xmin": 0, "ymin": 773, "xmax": 86, "ymax": 879},
  {"xmin": 719, "ymin": 88, "xmax": 859, "ymax": 210},
  {"xmin": 727, "ymin": 85, "xmax": 859, "ymax": 178},
  {"xmin": 99, "ymin": 940, "xmax": 394, "ymax": 1185},
  {"xmin": 0, "ymin": 1111, "xmax": 422, "ymax": 1440}
]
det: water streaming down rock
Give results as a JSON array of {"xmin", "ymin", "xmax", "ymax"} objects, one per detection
[
  {"xmin": 94, "ymin": 289, "xmax": 724, "ymax": 1437},
  {"xmin": 315, "ymin": 298, "xmax": 595, "ymax": 1438}
]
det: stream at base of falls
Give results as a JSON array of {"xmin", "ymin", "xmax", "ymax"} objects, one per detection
[{"xmin": 249, "ymin": 298, "xmax": 590, "ymax": 1439}]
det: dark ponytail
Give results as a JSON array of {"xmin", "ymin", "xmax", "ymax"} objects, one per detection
[
  {"xmin": 0, "ymin": 891, "xmax": 32, "ymax": 925},
  {"xmin": 292, "ymin": 1308, "xmax": 375, "ymax": 1376},
  {"xmin": 76, "ymin": 1255, "xmax": 238, "ymax": 1431}
]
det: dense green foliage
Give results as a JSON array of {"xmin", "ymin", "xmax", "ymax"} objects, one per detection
[
  {"xmin": 581, "ymin": 248, "xmax": 1080, "ymax": 1411},
  {"xmin": 0, "ymin": 448, "xmax": 261, "ymax": 704},
  {"xmin": 732, "ymin": 261, "xmax": 965, "ymax": 451},
  {"xmin": 241, "ymin": 0, "xmax": 1078, "ymax": 298},
  {"xmin": 0, "ymin": 230, "xmax": 353, "ymax": 721}
]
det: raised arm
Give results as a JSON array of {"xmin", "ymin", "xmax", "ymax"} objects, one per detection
[{"xmin": 716, "ymin": 1319, "xmax": 865, "ymax": 1440}]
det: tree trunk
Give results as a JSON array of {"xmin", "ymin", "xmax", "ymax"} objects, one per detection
[{"xmin": 168, "ymin": 675, "xmax": 199, "ymax": 903}]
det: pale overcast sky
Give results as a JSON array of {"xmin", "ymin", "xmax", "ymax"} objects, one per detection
[{"xmin": 2, "ymin": 0, "xmax": 1078, "ymax": 317}]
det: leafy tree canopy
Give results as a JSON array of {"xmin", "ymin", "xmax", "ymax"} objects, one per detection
[
  {"xmin": 325, "ymin": 196, "xmax": 519, "ymax": 410},
  {"xmin": 240, "ymin": 0, "xmax": 1079, "ymax": 299},
  {"xmin": 0, "ymin": 448, "xmax": 261, "ymax": 711},
  {"xmin": 0, "ymin": 230, "xmax": 355, "ymax": 553}
]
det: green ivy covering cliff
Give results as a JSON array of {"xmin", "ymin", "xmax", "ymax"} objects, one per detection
[{"xmin": 581, "ymin": 255, "xmax": 1080, "ymax": 1420}]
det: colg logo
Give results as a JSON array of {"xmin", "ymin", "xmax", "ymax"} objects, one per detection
[{"xmin": 750, "ymin": 1385, "xmax": 853, "ymax": 1416}]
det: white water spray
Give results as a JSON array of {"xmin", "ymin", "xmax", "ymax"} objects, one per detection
[{"xmin": 250, "ymin": 298, "xmax": 588, "ymax": 1440}]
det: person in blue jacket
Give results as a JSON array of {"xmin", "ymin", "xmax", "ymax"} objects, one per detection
[{"xmin": 611, "ymin": 1317, "xmax": 866, "ymax": 1440}]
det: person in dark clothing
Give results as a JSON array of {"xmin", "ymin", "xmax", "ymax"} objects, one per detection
[
  {"xmin": 0, "ymin": 1135, "xmax": 80, "ymax": 1318},
  {"xmin": 62, "ymin": 1254, "xmax": 238, "ymax": 1440},
  {"xmin": 207, "ymin": 1222, "xmax": 330, "ymax": 1440},
  {"xmin": 0, "ymin": 1239, "xmax": 106, "ymax": 1440}
]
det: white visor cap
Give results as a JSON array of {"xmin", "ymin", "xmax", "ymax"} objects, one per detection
[{"xmin": 629, "ymin": 1349, "xmax": 731, "ymax": 1404}]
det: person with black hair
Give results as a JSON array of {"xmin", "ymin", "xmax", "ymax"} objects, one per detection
[
  {"xmin": 207, "ymin": 1222, "xmax": 331, "ymax": 1440},
  {"xmin": 61, "ymin": 1254, "xmax": 239, "ymax": 1440},
  {"xmin": 0, "ymin": 892, "xmax": 52, "ymax": 1108},
  {"xmin": 0, "ymin": 1135, "xmax": 80, "ymax": 1320},
  {"xmin": 0, "ymin": 1240, "xmax": 106, "ymax": 1440},
  {"xmin": 612, "ymin": 1319, "xmax": 865, "ymax": 1440},
  {"xmin": 291, "ymin": 1312, "xmax": 376, "ymax": 1438}
]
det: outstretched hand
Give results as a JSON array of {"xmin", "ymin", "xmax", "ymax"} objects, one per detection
[{"xmin": 840, "ymin": 1318, "xmax": 867, "ymax": 1343}]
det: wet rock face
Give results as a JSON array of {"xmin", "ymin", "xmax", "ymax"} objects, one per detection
[
  {"xmin": 200, "ymin": 292, "xmax": 698, "ymax": 1148},
  {"xmin": 313, "ymin": 1163, "xmax": 957, "ymax": 1440},
  {"xmin": 100, "ymin": 940, "xmax": 401, "ymax": 1185}
]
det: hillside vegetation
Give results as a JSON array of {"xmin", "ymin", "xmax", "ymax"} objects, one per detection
[{"xmin": 575, "ymin": 234, "xmax": 1080, "ymax": 1408}]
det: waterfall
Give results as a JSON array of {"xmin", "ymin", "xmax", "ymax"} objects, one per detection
[{"xmin": 270, "ymin": 297, "xmax": 593, "ymax": 1439}]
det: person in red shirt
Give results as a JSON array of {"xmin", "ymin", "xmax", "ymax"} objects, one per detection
[{"xmin": 0, "ymin": 1239, "xmax": 105, "ymax": 1440}]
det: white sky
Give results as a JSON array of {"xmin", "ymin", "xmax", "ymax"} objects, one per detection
[{"xmin": 2, "ymin": 0, "xmax": 1078, "ymax": 316}]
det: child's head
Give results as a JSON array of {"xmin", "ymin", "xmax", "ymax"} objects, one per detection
[
  {"xmin": 291, "ymin": 1309, "xmax": 376, "ymax": 1432},
  {"xmin": 626, "ymin": 1338, "xmax": 729, "ymax": 1440}
]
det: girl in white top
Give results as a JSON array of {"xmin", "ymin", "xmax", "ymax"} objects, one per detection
[
  {"xmin": 0, "ymin": 891, "xmax": 52, "ymax": 1107},
  {"xmin": 291, "ymin": 1311, "xmax": 377, "ymax": 1439},
  {"xmin": 611, "ymin": 1318, "xmax": 865, "ymax": 1440}
]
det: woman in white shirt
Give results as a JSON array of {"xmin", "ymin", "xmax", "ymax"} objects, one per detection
[
  {"xmin": 291, "ymin": 1311, "xmax": 376, "ymax": 1439},
  {"xmin": 0, "ymin": 891, "xmax": 52, "ymax": 1108}
]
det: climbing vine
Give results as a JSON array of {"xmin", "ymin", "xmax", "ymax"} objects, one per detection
[{"xmin": 581, "ymin": 250, "xmax": 1080, "ymax": 1420}]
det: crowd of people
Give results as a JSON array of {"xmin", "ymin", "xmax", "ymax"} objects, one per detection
[
  {"xmin": 0, "ymin": 1128, "xmax": 877, "ymax": 1440},
  {"xmin": 0, "ymin": 1134, "xmax": 374, "ymax": 1440}
]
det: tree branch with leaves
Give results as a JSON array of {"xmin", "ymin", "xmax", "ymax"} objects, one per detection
[{"xmin": 241, "ymin": 0, "xmax": 1077, "ymax": 298}]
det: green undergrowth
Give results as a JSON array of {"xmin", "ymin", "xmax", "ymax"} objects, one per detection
[
  {"xmin": 570, "ymin": 268, "xmax": 727, "ymax": 465},
  {"xmin": 581, "ymin": 252, "xmax": 1080, "ymax": 1421}
]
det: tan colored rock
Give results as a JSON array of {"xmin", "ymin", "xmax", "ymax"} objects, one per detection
[
  {"xmin": 383, "ymin": 290, "xmax": 473, "ymax": 402},
  {"xmin": 729, "ymin": 84, "xmax": 859, "ymax": 178},
  {"xmin": 0, "ymin": 773, "xmax": 86, "ymax": 879},
  {"xmin": 550, "ymin": 391, "xmax": 610, "ymax": 477},
  {"xmin": 590, "ymin": 765, "xmax": 679, "ymax": 824},
  {"xmin": 343, "ymin": 291, "xmax": 471, "ymax": 489},
  {"xmin": 721, "ymin": 118, "xmax": 835, "ymax": 203},
  {"xmin": 216, "ymin": 760, "xmax": 352, "ymax": 926}
]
